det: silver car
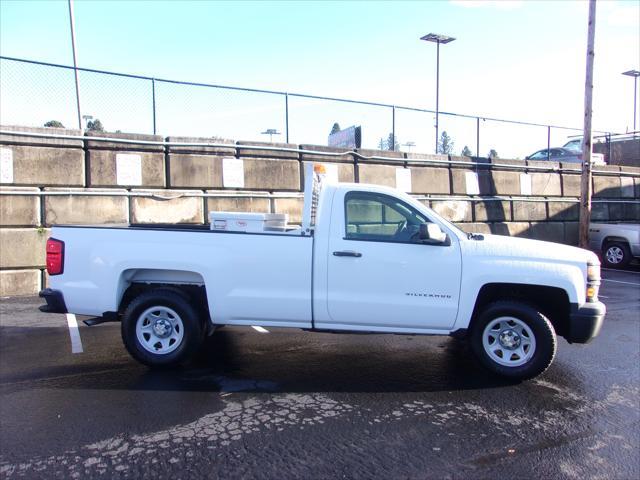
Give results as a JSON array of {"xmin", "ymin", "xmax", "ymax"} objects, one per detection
[
  {"xmin": 589, "ymin": 223, "xmax": 640, "ymax": 268},
  {"xmin": 526, "ymin": 147, "xmax": 605, "ymax": 165}
]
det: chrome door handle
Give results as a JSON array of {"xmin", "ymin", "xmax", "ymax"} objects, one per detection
[{"xmin": 333, "ymin": 250, "xmax": 362, "ymax": 257}]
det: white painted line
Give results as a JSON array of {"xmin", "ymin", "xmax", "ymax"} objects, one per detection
[
  {"xmin": 602, "ymin": 279, "xmax": 640, "ymax": 286},
  {"xmin": 602, "ymin": 268, "xmax": 640, "ymax": 274},
  {"xmin": 598, "ymin": 295, "xmax": 609, "ymax": 299},
  {"xmin": 251, "ymin": 326, "xmax": 269, "ymax": 334},
  {"xmin": 66, "ymin": 314, "xmax": 83, "ymax": 353}
]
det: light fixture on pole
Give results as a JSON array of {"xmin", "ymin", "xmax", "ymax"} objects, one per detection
[
  {"xmin": 261, "ymin": 129, "xmax": 281, "ymax": 142},
  {"xmin": 403, "ymin": 141, "xmax": 416, "ymax": 152},
  {"xmin": 622, "ymin": 70, "xmax": 640, "ymax": 132},
  {"xmin": 82, "ymin": 115, "xmax": 93, "ymax": 130},
  {"xmin": 420, "ymin": 33, "xmax": 455, "ymax": 154}
]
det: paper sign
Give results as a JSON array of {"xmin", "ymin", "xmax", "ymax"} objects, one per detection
[
  {"xmin": 324, "ymin": 164, "xmax": 339, "ymax": 183},
  {"xmin": 395, "ymin": 168, "xmax": 412, "ymax": 192},
  {"xmin": 223, "ymin": 158, "xmax": 245, "ymax": 188},
  {"xmin": 116, "ymin": 154, "xmax": 142, "ymax": 186},
  {"xmin": 0, "ymin": 148, "xmax": 14, "ymax": 183},
  {"xmin": 520, "ymin": 173, "xmax": 532, "ymax": 195},
  {"xmin": 465, "ymin": 172, "xmax": 480, "ymax": 195}
]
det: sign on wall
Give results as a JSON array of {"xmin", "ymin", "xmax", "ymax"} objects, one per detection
[
  {"xmin": 116, "ymin": 154, "xmax": 142, "ymax": 186},
  {"xmin": 395, "ymin": 168, "xmax": 412, "ymax": 192},
  {"xmin": 223, "ymin": 157, "xmax": 245, "ymax": 188},
  {"xmin": 465, "ymin": 172, "xmax": 480, "ymax": 195},
  {"xmin": 520, "ymin": 173, "xmax": 532, "ymax": 195},
  {"xmin": 0, "ymin": 148, "xmax": 13, "ymax": 183}
]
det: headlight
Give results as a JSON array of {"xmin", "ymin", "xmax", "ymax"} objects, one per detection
[{"xmin": 586, "ymin": 263, "xmax": 601, "ymax": 302}]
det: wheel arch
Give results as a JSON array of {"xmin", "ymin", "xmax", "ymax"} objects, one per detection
[{"xmin": 469, "ymin": 283, "xmax": 571, "ymax": 339}]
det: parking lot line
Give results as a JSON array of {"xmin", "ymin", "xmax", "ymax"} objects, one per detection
[
  {"xmin": 602, "ymin": 279, "xmax": 640, "ymax": 286},
  {"xmin": 66, "ymin": 314, "xmax": 84, "ymax": 353},
  {"xmin": 252, "ymin": 326, "xmax": 269, "ymax": 333}
]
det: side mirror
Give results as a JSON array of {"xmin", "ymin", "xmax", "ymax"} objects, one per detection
[{"xmin": 419, "ymin": 223, "xmax": 447, "ymax": 244}]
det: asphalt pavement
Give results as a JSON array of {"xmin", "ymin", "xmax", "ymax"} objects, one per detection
[{"xmin": 0, "ymin": 268, "xmax": 638, "ymax": 479}]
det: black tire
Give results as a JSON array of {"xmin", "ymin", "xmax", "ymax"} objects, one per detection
[
  {"xmin": 602, "ymin": 242, "xmax": 631, "ymax": 269},
  {"xmin": 470, "ymin": 301, "xmax": 557, "ymax": 380},
  {"xmin": 121, "ymin": 288, "xmax": 204, "ymax": 368}
]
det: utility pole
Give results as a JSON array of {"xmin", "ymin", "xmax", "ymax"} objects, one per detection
[{"xmin": 579, "ymin": 0, "xmax": 597, "ymax": 249}]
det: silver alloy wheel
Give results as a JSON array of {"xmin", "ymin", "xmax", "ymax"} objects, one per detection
[
  {"xmin": 135, "ymin": 305, "xmax": 184, "ymax": 355},
  {"xmin": 606, "ymin": 246, "xmax": 624, "ymax": 264},
  {"xmin": 482, "ymin": 316, "xmax": 536, "ymax": 367}
]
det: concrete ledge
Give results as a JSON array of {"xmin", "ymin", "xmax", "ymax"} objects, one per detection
[
  {"xmin": 0, "ymin": 269, "xmax": 41, "ymax": 297},
  {"xmin": 410, "ymin": 166, "xmax": 450, "ymax": 194},
  {"xmin": 0, "ymin": 125, "xmax": 83, "ymax": 148},
  {"xmin": 274, "ymin": 198, "xmax": 304, "ymax": 224},
  {"xmin": 561, "ymin": 173, "xmax": 581, "ymax": 197},
  {"xmin": 593, "ymin": 175, "xmax": 621, "ymax": 198},
  {"xmin": 130, "ymin": 190, "xmax": 203, "ymax": 224},
  {"xmin": 299, "ymin": 145, "xmax": 353, "ymax": 163},
  {"xmin": 44, "ymin": 188, "xmax": 128, "ymax": 226},
  {"xmin": 530, "ymin": 172, "xmax": 562, "ymax": 196},
  {"xmin": 0, "ymin": 187, "xmax": 40, "ymax": 226},
  {"xmin": 490, "ymin": 171, "xmax": 521, "ymax": 195},
  {"xmin": 237, "ymin": 141, "xmax": 299, "ymax": 159},
  {"xmin": 356, "ymin": 148, "xmax": 404, "ymax": 163},
  {"xmin": 357, "ymin": 164, "xmax": 396, "ymax": 188},
  {"xmin": 405, "ymin": 153, "xmax": 449, "ymax": 167},
  {"xmin": 0, "ymin": 145, "xmax": 85, "ymax": 186},
  {"xmin": 564, "ymin": 222, "xmax": 579, "ymax": 246},
  {"xmin": 205, "ymin": 194, "xmax": 270, "ymax": 217},
  {"xmin": 474, "ymin": 201, "xmax": 511, "ymax": 222},
  {"xmin": 529, "ymin": 222, "xmax": 564, "ymax": 243},
  {"xmin": 166, "ymin": 136, "xmax": 235, "ymax": 156},
  {"xmin": 168, "ymin": 154, "xmax": 223, "ymax": 189},
  {"xmin": 512, "ymin": 201, "xmax": 547, "ymax": 221},
  {"xmin": 547, "ymin": 201, "xmax": 579, "ymax": 221},
  {"xmin": 242, "ymin": 158, "xmax": 300, "ymax": 190},
  {"xmin": 88, "ymin": 150, "xmax": 165, "ymax": 187},
  {"xmin": 0, "ymin": 228, "xmax": 49, "ymax": 268},
  {"xmin": 86, "ymin": 132, "xmax": 164, "ymax": 152},
  {"xmin": 620, "ymin": 177, "xmax": 635, "ymax": 198},
  {"xmin": 430, "ymin": 200, "xmax": 472, "ymax": 223}
]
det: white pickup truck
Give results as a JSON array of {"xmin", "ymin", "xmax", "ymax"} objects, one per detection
[{"xmin": 40, "ymin": 164, "xmax": 606, "ymax": 380}]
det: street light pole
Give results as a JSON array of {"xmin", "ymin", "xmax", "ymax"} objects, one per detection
[
  {"xmin": 622, "ymin": 70, "xmax": 640, "ymax": 132},
  {"xmin": 421, "ymin": 33, "xmax": 455, "ymax": 154},
  {"xmin": 68, "ymin": 0, "xmax": 82, "ymax": 130}
]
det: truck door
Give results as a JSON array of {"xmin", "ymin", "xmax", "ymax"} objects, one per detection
[{"xmin": 324, "ymin": 190, "xmax": 461, "ymax": 331}]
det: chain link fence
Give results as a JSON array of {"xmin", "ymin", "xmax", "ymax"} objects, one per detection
[{"xmin": 0, "ymin": 56, "xmax": 613, "ymax": 159}]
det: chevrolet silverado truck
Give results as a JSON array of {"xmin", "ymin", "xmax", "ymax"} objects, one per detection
[
  {"xmin": 589, "ymin": 223, "xmax": 640, "ymax": 269},
  {"xmin": 39, "ymin": 164, "xmax": 606, "ymax": 380}
]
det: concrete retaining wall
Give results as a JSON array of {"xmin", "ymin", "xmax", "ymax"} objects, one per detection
[{"xmin": 1, "ymin": 125, "xmax": 639, "ymax": 296}]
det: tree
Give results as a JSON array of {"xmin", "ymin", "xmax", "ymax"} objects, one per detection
[
  {"xmin": 44, "ymin": 120, "xmax": 64, "ymax": 128},
  {"xmin": 437, "ymin": 130, "xmax": 454, "ymax": 154},
  {"xmin": 330, "ymin": 123, "xmax": 341, "ymax": 135},
  {"xmin": 86, "ymin": 119, "xmax": 104, "ymax": 132},
  {"xmin": 461, "ymin": 145, "xmax": 472, "ymax": 157},
  {"xmin": 488, "ymin": 149, "xmax": 499, "ymax": 159},
  {"xmin": 387, "ymin": 133, "xmax": 399, "ymax": 151}
]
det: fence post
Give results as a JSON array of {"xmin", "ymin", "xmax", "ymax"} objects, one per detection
[
  {"xmin": 151, "ymin": 78, "xmax": 157, "ymax": 135},
  {"xmin": 547, "ymin": 125, "xmax": 551, "ymax": 161},
  {"xmin": 285, "ymin": 93, "xmax": 289, "ymax": 143},
  {"xmin": 392, "ymin": 106, "xmax": 396, "ymax": 151},
  {"xmin": 476, "ymin": 117, "xmax": 480, "ymax": 157}
]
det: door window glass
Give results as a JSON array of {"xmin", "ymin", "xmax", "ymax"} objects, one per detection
[{"xmin": 345, "ymin": 192, "xmax": 429, "ymax": 243}]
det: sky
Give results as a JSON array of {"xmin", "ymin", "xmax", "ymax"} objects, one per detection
[{"xmin": 1, "ymin": 0, "xmax": 638, "ymax": 158}]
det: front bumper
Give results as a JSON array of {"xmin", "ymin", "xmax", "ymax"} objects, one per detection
[
  {"xmin": 39, "ymin": 288, "xmax": 68, "ymax": 314},
  {"xmin": 567, "ymin": 301, "xmax": 606, "ymax": 344}
]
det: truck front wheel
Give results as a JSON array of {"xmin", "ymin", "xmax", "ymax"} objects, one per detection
[
  {"xmin": 470, "ymin": 301, "xmax": 557, "ymax": 380},
  {"xmin": 121, "ymin": 289, "xmax": 203, "ymax": 367}
]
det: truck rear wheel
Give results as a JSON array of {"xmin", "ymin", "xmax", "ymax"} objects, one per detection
[
  {"xmin": 121, "ymin": 289, "xmax": 203, "ymax": 367},
  {"xmin": 470, "ymin": 301, "xmax": 556, "ymax": 380}
]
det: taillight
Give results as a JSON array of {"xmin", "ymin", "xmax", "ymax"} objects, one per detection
[{"xmin": 46, "ymin": 238, "xmax": 65, "ymax": 275}]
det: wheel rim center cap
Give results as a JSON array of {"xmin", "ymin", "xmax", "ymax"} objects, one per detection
[
  {"xmin": 498, "ymin": 329, "xmax": 521, "ymax": 350},
  {"xmin": 153, "ymin": 319, "xmax": 173, "ymax": 338}
]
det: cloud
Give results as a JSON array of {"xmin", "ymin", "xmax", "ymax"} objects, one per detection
[{"xmin": 450, "ymin": 0, "xmax": 523, "ymax": 9}]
